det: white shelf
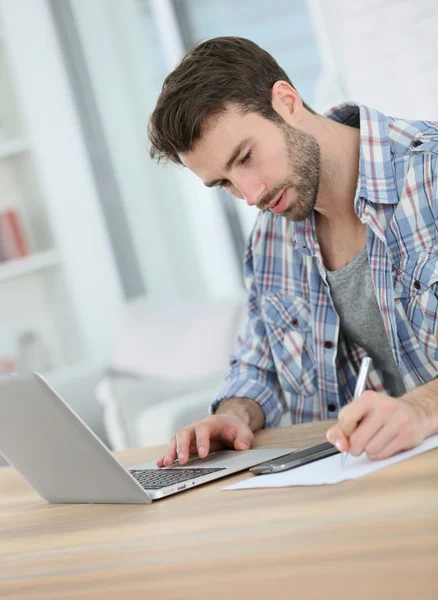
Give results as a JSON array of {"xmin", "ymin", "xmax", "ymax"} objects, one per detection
[
  {"xmin": 0, "ymin": 249, "xmax": 60, "ymax": 282},
  {"xmin": 0, "ymin": 137, "xmax": 29, "ymax": 159}
]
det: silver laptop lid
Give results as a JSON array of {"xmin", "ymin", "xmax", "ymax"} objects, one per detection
[{"xmin": 0, "ymin": 373, "xmax": 151, "ymax": 504}]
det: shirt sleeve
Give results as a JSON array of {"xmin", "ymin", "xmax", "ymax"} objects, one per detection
[{"xmin": 210, "ymin": 228, "xmax": 284, "ymax": 427}]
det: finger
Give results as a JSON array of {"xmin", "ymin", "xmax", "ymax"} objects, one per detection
[
  {"xmin": 158, "ymin": 436, "xmax": 177, "ymax": 467},
  {"xmin": 364, "ymin": 422, "xmax": 402, "ymax": 459},
  {"xmin": 232, "ymin": 423, "xmax": 254, "ymax": 450},
  {"xmin": 337, "ymin": 391, "xmax": 376, "ymax": 436},
  {"xmin": 326, "ymin": 424, "xmax": 350, "ymax": 451},
  {"xmin": 158, "ymin": 436, "xmax": 176, "ymax": 467},
  {"xmin": 348, "ymin": 413, "xmax": 385, "ymax": 457},
  {"xmin": 367, "ymin": 433, "xmax": 410, "ymax": 461},
  {"xmin": 205, "ymin": 415, "xmax": 253, "ymax": 451},
  {"xmin": 187, "ymin": 438, "xmax": 199, "ymax": 456},
  {"xmin": 194, "ymin": 422, "xmax": 211, "ymax": 458},
  {"xmin": 176, "ymin": 427, "xmax": 195, "ymax": 464}
]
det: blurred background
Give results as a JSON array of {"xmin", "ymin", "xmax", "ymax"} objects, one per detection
[{"xmin": 0, "ymin": 0, "xmax": 437, "ymax": 462}]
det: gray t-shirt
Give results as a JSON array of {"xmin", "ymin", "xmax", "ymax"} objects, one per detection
[{"xmin": 326, "ymin": 247, "xmax": 406, "ymax": 397}]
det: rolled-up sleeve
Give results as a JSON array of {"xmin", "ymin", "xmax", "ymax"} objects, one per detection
[{"xmin": 210, "ymin": 231, "xmax": 284, "ymax": 427}]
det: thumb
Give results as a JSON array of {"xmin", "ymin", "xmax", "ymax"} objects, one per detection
[
  {"xmin": 233, "ymin": 426, "xmax": 253, "ymax": 450},
  {"xmin": 216, "ymin": 415, "xmax": 253, "ymax": 451},
  {"xmin": 234, "ymin": 439, "xmax": 250, "ymax": 450}
]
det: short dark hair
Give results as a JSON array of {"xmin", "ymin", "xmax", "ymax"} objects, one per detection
[{"xmin": 148, "ymin": 36, "xmax": 315, "ymax": 164}]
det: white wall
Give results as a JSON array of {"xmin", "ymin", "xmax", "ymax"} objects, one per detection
[
  {"xmin": 309, "ymin": 0, "xmax": 438, "ymax": 118},
  {"xmin": 1, "ymin": 0, "xmax": 124, "ymax": 365}
]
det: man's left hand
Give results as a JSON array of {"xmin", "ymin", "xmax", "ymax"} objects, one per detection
[{"xmin": 326, "ymin": 390, "xmax": 428, "ymax": 460}]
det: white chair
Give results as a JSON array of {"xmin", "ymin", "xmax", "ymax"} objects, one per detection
[{"xmin": 96, "ymin": 295, "xmax": 246, "ymax": 450}]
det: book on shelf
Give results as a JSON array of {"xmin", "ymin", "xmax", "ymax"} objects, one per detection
[{"xmin": 0, "ymin": 208, "xmax": 29, "ymax": 262}]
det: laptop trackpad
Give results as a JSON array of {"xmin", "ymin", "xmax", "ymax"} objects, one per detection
[{"xmin": 133, "ymin": 448, "xmax": 295, "ymax": 470}]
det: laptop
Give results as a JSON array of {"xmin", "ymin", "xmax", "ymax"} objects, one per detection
[{"xmin": 0, "ymin": 372, "xmax": 296, "ymax": 504}]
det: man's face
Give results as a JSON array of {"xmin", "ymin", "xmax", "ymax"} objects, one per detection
[{"xmin": 181, "ymin": 106, "xmax": 321, "ymax": 222}]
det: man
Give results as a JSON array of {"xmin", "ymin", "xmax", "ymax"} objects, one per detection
[{"xmin": 148, "ymin": 37, "xmax": 438, "ymax": 468}]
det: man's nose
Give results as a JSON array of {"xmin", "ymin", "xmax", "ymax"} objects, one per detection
[{"xmin": 234, "ymin": 178, "xmax": 265, "ymax": 207}]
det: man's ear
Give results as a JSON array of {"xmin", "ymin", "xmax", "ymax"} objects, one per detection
[{"xmin": 271, "ymin": 80, "xmax": 303, "ymax": 124}]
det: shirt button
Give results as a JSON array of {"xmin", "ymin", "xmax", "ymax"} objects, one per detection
[
  {"xmin": 291, "ymin": 318, "xmax": 298, "ymax": 326},
  {"xmin": 413, "ymin": 280, "xmax": 421, "ymax": 290},
  {"xmin": 328, "ymin": 404, "xmax": 337, "ymax": 413},
  {"xmin": 412, "ymin": 139, "xmax": 422, "ymax": 147},
  {"xmin": 324, "ymin": 341, "xmax": 333, "ymax": 349}
]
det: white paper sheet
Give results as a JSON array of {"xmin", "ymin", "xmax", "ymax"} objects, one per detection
[{"xmin": 223, "ymin": 434, "xmax": 438, "ymax": 490}]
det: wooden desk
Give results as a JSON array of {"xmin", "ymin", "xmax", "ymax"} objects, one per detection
[{"xmin": 0, "ymin": 420, "xmax": 437, "ymax": 600}]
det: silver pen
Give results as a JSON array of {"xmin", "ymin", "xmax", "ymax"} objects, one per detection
[{"xmin": 340, "ymin": 356, "xmax": 372, "ymax": 469}]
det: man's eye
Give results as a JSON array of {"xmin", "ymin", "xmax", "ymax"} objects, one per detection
[{"xmin": 240, "ymin": 150, "xmax": 252, "ymax": 165}]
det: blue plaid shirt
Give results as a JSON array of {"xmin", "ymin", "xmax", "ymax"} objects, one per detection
[{"xmin": 212, "ymin": 104, "xmax": 438, "ymax": 427}]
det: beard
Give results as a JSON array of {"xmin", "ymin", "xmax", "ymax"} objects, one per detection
[{"xmin": 257, "ymin": 121, "xmax": 321, "ymax": 222}]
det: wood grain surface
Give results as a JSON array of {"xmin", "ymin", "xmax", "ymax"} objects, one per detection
[{"xmin": 0, "ymin": 420, "xmax": 437, "ymax": 600}]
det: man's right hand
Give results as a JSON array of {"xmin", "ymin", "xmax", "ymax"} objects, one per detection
[{"xmin": 156, "ymin": 397, "xmax": 265, "ymax": 467}]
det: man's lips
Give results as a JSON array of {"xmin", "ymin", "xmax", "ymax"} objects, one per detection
[
  {"xmin": 266, "ymin": 190, "xmax": 285, "ymax": 211},
  {"xmin": 269, "ymin": 189, "xmax": 289, "ymax": 214}
]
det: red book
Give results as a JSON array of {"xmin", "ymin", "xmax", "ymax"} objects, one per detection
[
  {"xmin": 0, "ymin": 224, "xmax": 7, "ymax": 262},
  {"xmin": 0, "ymin": 209, "xmax": 28, "ymax": 260}
]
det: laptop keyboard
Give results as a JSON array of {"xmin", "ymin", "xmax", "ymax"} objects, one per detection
[{"xmin": 129, "ymin": 467, "xmax": 226, "ymax": 490}]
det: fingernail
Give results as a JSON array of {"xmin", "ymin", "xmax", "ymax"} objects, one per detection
[
  {"xmin": 239, "ymin": 441, "xmax": 249, "ymax": 449},
  {"xmin": 178, "ymin": 452, "xmax": 184, "ymax": 461},
  {"xmin": 198, "ymin": 446, "xmax": 205, "ymax": 457},
  {"xmin": 335, "ymin": 440, "xmax": 343, "ymax": 451}
]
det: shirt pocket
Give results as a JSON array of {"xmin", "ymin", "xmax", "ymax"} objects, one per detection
[
  {"xmin": 411, "ymin": 137, "xmax": 438, "ymax": 156},
  {"xmin": 261, "ymin": 292, "xmax": 316, "ymax": 396},
  {"xmin": 393, "ymin": 250, "xmax": 438, "ymax": 369}
]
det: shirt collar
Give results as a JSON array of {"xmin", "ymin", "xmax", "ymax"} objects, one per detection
[
  {"xmin": 292, "ymin": 102, "xmax": 399, "ymax": 255},
  {"xmin": 325, "ymin": 102, "xmax": 399, "ymax": 207}
]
